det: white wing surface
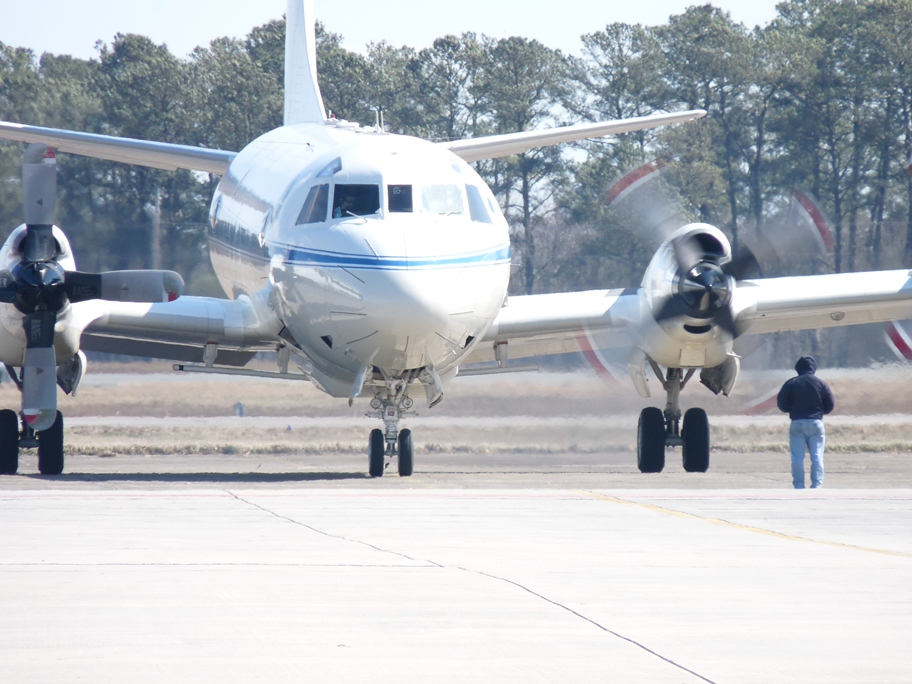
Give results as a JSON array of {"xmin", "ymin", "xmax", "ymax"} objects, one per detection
[
  {"xmin": 71, "ymin": 295, "xmax": 280, "ymax": 366},
  {"xmin": 442, "ymin": 110, "xmax": 706, "ymax": 163},
  {"xmin": 0, "ymin": 121, "xmax": 236, "ymax": 174},
  {"xmin": 467, "ymin": 288, "xmax": 640, "ymax": 363},
  {"xmin": 734, "ymin": 270, "xmax": 912, "ymax": 334}
]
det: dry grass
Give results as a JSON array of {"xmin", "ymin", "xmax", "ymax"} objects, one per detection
[{"xmin": 3, "ymin": 363, "xmax": 912, "ymax": 454}]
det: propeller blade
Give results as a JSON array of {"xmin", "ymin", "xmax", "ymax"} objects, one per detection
[
  {"xmin": 723, "ymin": 246, "xmax": 763, "ymax": 281},
  {"xmin": 670, "ymin": 235, "xmax": 701, "ymax": 274},
  {"xmin": 22, "ymin": 144, "xmax": 57, "ymax": 228},
  {"xmin": 0, "ymin": 270, "xmax": 18, "ymax": 303},
  {"xmin": 654, "ymin": 295, "xmax": 690, "ymax": 323},
  {"xmin": 713, "ymin": 304, "xmax": 742, "ymax": 340},
  {"xmin": 65, "ymin": 270, "xmax": 184, "ymax": 303},
  {"xmin": 21, "ymin": 310, "xmax": 58, "ymax": 431},
  {"xmin": 20, "ymin": 225, "xmax": 58, "ymax": 263}
]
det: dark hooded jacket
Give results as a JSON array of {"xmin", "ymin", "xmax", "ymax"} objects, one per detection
[{"xmin": 777, "ymin": 356, "xmax": 835, "ymax": 421}]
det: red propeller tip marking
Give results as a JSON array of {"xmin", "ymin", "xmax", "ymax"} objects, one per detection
[{"xmin": 886, "ymin": 322, "xmax": 912, "ymax": 361}]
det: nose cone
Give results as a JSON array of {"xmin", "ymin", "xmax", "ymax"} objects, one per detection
[{"xmin": 359, "ymin": 269, "xmax": 465, "ymax": 370}]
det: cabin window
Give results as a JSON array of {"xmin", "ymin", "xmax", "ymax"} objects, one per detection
[
  {"xmin": 332, "ymin": 184, "xmax": 380, "ymax": 218},
  {"xmin": 465, "ymin": 185, "xmax": 493, "ymax": 224},
  {"xmin": 388, "ymin": 185, "xmax": 413, "ymax": 213},
  {"xmin": 422, "ymin": 184, "xmax": 464, "ymax": 215},
  {"xmin": 296, "ymin": 184, "xmax": 329, "ymax": 225}
]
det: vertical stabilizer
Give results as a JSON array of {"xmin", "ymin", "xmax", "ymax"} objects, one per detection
[{"xmin": 284, "ymin": 0, "xmax": 326, "ymax": 125}]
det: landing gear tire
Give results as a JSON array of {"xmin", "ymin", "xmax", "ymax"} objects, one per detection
[
  {"xmin": 368, "ymin": 428, "xmax": 385, "ymax": 478},
  {"xmin": 682, "ymin": 408, "xmax": 710, "ymax": 473},
  {"xmin": 398, "ymin": 429, "xmax": 413, "ymax": 477},
  {"xmin": 637, "ymin": 407, "xmax": 666, "ymax": 473},
  {"xmin": 0, "ymin": 409, "xmax": 19, "ymax": 475},
  {"xmin": 37, "ymin": 411, "xmax": 64, "ymax": 476}
]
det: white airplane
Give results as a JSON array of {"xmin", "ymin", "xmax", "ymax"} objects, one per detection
[{"xmin": 1, "ymin": 0, "xmax": 911, "ymax": 477}]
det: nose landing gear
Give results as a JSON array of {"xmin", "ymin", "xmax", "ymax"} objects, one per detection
[{"xmin": 366, "ymin": 380, "xmax": 415, "ymax": 477}]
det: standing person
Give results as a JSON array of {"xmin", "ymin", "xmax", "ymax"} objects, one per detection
[{"xmin": 777, "ymin": 356, "xmax": 835, "ymax": 489}]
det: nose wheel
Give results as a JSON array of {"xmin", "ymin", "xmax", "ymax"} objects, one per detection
[
  {"xmin": 366, "ymin": 384, "xmax": 415, "ymax": 478},
  {"xmin": 366, "ymin": 427, "xmax": 414, "ymax": 478},
  {"xmin": 368, "ymin": 429, "xmax": 385, "ymax": 477}
]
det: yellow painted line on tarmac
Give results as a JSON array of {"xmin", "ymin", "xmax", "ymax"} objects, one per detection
[{"xmin": 577, "ymin": 491, "xmax": 912, "ymax": 559}]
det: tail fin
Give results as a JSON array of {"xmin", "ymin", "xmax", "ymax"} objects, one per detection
[{"xmin": 284, "ymin": 0, "xmax": 326, "ymax": 125}]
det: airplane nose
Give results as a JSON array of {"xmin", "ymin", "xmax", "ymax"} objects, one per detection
[{"xmin": 344, "ymin": 268, "xmax": 476, "ymax": 372}]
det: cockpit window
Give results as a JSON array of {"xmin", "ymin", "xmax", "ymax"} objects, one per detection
[
  {"xmin": 296, "ymin": 184, "xmax": 329, "ymax": 225},
  {"xmin": 465, "ymin": 185, "xmax": 493, "ymax": 224},
  {"xmin": 317, "ymin": 157, "xmax": 342, "ymax": 178},
  {"xmin": 388, "ymin": 185, "xmax": 413, "ymax": 213},
  {"xmin": 422, "ymin": 184, "xmax": 464, "ymax": 215},
  {"xmin": 333, "ymin": 184, "xmax": 380, "ymax": 218}
]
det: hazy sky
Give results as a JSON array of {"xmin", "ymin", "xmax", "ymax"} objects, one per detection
[{"xmin": 1, "ymin": 0, "xmax": 782, "ymax": 60}]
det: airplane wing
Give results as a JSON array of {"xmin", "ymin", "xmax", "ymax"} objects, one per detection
[
  {"xmin": 465, "ymin": 288, "xmax": 640, "ymax": 363},
  {"xmin": 70, "ymin": 294, "xmax": 281, "ymax": 366},
  {"xmin": 0, "ymin": 120, "xmax": 236, "ymax": 174},
  {"xmin": 734, "ymin": 269, "xmax": 912, "ymax": 334},
  {"xmin": 467, "ymin": 269, "xmax": 912, "ymax": 365},
  {"xmin": 441, "ymin": 110, "xmax": 706, "ymax": 163}
]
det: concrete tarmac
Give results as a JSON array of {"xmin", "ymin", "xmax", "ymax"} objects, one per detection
[{"xmin": 1, "ymin": 452, "xmax": 910, "ymax": 683}]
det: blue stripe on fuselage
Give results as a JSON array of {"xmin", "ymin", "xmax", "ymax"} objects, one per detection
[
  {"xmin": 209, "ymin": 237, "xmax": 511, "ymax": 270},
  {"xmin": 274, "ymin": 244, "xmax": 511, "ymax": 270}
]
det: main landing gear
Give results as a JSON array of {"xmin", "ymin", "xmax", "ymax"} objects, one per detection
[
  {"xmin": 0, "ymin": 409, "xmax": 65, "ymax": 476},
  {"xmin": 637, "ymin": 364, "xmax": 710, "ymax": 474},
  {"xmin": 366, "ymin": 378, "xmax": 415, "ymax": 478}
]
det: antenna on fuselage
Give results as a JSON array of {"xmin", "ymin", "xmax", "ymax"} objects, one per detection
[
  {"xmin": 373, "ymin": 107, "xmax": 385, "ymax": 133},
  {"xmin": 284, "ymin": 0, "xmax": 326, "ymax": 125}
]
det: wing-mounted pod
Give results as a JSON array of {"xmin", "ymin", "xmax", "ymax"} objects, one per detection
[{"xmin": 0, "ymin": 144, "xmax": 185, "ymax": 430}]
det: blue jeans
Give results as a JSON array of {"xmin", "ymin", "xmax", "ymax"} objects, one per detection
[{"xmin": 789, "ymin": 419, "xmax": 825, "ymax": 489}]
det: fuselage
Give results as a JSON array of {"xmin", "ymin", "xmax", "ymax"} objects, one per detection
[{"xmin": 207, "ymin": 122, "xmax": 511, "ymax": 397}]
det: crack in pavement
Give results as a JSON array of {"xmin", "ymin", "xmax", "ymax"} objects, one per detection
[
  {"xmin": 454, "ymin": 566, "xmax": 717, "ymax": 684},
  {"xmin": 224, "ymin": 490, "xmax": 441, "ymax": 567},
  {"xmin": 228, "ymin": 490, "xmax": 717, "ymax": 683}
]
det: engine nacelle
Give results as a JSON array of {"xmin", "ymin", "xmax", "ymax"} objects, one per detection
[{"xmin": 636, "ymin": 223, "xmax": 737, "ymax": 369}]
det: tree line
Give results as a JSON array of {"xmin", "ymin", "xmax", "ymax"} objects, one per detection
[{"xmin": 2, "ymin": 0, "xmax": 912, "ymax": 363}]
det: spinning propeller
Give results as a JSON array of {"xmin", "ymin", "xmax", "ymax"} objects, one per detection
[
  {"xmin": 602, "ymin": 159, "xmax": 830, "ymax": 340},
  {"xmin": 0, "ymin": 144, "xmax": 184, "ymax": 431},
  {"xmin": 653, "ymin": 232, "xmax": 762, "ymax": 338}
]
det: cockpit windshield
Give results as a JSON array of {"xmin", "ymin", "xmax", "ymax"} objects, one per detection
[
  {"xmin": 388, "ymin": 185, "xmax": 413, "ymax": 213},
  {"xmin": 422, "ymin": 184, "xmax": 464, "ymax": 216},
  {"xmin": 296, "ymin": 184, "xmax": 329, "ymax": 225},
  {"xmin": 333, "ymin": 184, "xmax": 380, "ymax": 218},
  {"xmin": 465, "ymin": 185, "xmax": 493, "ymax": 224}
]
